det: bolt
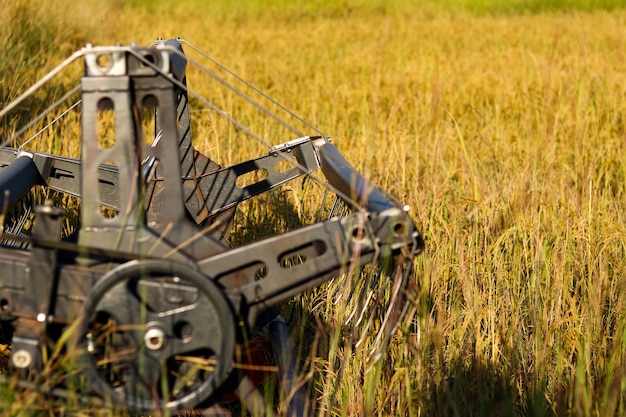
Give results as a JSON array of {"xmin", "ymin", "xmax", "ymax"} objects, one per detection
[
  {"xmin": 144, "ymin": 327, "xmax": 166, "ymax": 351},
  {"xmin": 12, "ymin": 350, "xmax": 32, "ymax": 369}
]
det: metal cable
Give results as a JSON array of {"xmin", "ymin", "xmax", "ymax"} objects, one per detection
[
  {"xmin": 2, "ymin": 85, "xmax": 81, "ymax": 149},
  {"xmin": 19, "ymin": 99, "xmax": 82, "ymax": 150},
  {"xmin": 178, "ymin": 38, "xmax": 329, "ymax": 141},
  {"xmin": 131, "ymin": 46, "xmax": 365, "ymax": 212}
]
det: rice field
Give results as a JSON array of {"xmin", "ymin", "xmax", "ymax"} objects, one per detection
[{"xmin": 2, "ymin": 0, "xmax": 626, "ymax": 415}]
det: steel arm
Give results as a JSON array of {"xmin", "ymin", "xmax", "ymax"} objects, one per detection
[
  {"xmin": 200, "ymin": 206, "xmax": 420, "ymax": 324},
  {"xmin": 0, "ymin": 147, "xmax": 119, "ymax": 207},
  {"xmin": 0, "ymin": 136, "xmax": 320, "ymax": 215}
]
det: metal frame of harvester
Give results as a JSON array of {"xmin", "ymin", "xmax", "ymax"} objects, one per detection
[{"xmin": 0, "ymin": 39, "xmax": 423, "ymax": 415}]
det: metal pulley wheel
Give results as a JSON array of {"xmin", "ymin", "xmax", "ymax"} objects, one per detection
[{"xmin": 79, "ymin": 259, "xmax": 236, "ymax": 414}]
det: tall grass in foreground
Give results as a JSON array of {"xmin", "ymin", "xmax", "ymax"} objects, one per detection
[{"xmin": 2, "ymin": 0, "xmax": 626, "ymax": 416}]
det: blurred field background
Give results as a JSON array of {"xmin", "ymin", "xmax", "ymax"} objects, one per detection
[{"xmin": 2, "ymin": 0, "xmax": 626, "ymax": 415}]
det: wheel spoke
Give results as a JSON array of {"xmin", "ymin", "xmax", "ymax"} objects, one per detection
[
  {"xmin": 93, "ymin": 279, "xmax": 160, "ymax": 324},
  {"xmin": 165, "ymin": 301, "xmax": 226, "ymax": 355},
  {"xmin": 124, "ymin": 352, "xmax": 163, "ymax": 409}
]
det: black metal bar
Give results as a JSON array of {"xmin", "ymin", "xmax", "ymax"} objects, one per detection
[
  {"xmin": 266, "ymin": 315, "xmax": 311, "ymax": 416},
  {"xmin": 0, "ymin": 148, "xmax": 120, "ymax": 208},
  {"xmin": 317, "ymin": 142, "xmax": 397, "ymax": 213},
  {"xmin": 164, "ymin": 39, "xmax": 187, "ymax": 82},
  {"xmin": 0, "ymin": 156, "xmax": 43, "ymax": 210},
  {"xmin": 9, "ymin": 203, "xmax": 65, "ymax": 371}
]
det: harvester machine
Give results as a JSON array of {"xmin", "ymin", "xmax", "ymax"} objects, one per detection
[{"xmin": 0, "ymin": 39, "xmax": 423, "ymax": 415}]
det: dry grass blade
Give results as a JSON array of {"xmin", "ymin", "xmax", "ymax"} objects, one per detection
[{"xmin": 2, "ymin": 0, "xmax": 626, "ymax": 416}]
